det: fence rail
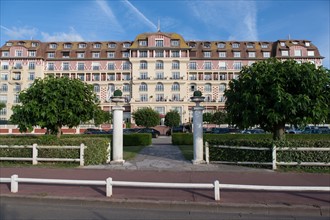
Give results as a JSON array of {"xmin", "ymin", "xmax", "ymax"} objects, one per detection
[
  {"xmin": 0, "ymin": 144, "xmax": 87, "ymax": 166},
  {"xmin": 205, "ymin": 142, "xmax": 330, "ymax": 170},
  {"xmin": 1, "ymin": 175, "xmax": 329, "ymax": 201}
]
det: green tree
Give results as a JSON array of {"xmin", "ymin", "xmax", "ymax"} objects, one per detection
[
  {"xmin": 0, "ymin": 103, "xmax": 5, "ymax": 110},
  {"xmin": 10, "ymin": 76, "xmax": 99, "ymax": 137},
  {"xmin": 164, "ymin": 110, "xmax": 181, "ymax": 133},
  {"xmin": 94, "ymin": 109, "xmax": 112, "ymax": 126},
  {"xmin": 225, "ymin": 59, "xmax": 330, "ymax": 140},
  {"xmin": 132, "ymin": 107, "xmax": 160, "ymax": 128},
  {"xmin": 212, "ymin": 110, "xmax": 228, "ymax": 126},
  {"xmin": 203, "ymin": 112, "xmax": 213, "ymax": 125}
]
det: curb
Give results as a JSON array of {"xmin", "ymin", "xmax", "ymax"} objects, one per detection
[{"xmin": 1, "ymin": 194, "xmax": 329, "ymax": 217}]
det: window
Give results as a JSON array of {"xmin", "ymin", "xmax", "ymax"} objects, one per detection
[
  {"xmin": 204, "ymin": 42, "xmax": 211, "ymax": 48},
  {"xmin": 123, "ymin": 73, "xmax": 130, "ymax": 80},
  {"xmin": 189, "ymin": 74, "xmax": 197, "ymax": 80},
  {"xmin": 139, "ymin": 40, "xmax": 147, "ymax": 46},
  {"xmin": 92, "ymin": 63, "xmax": 100, "ymax": 71},
  {"xmin": 219, "ymin": 62, "xmax": 226, "ymax": 70},
  {"xmin": 261, "ymin": 43, "xmax": 268, "ymax": 48},
  {"xmin": 155, "ymin": 83, "xmax": 164, "ymax": 91},
  {"xmin": 247, "ymin": 43, "xmax": 254, "ymax": 48},
  {"xmin": 14, "ymin": 94, "xmax": 20, "ymax": 103},
  {"xmin": 156, "ymin": 61, "xmax": 164, "ymax": 69},
  {"xmin": 77, "ymin": 52, "xmax": 84, "ymax": 58},
  {"xmin": 263, "ymin": 52, "xmax": 270, "ymax": 58},
  {"xmin": 204, "ymin": 51, "xmax": 211, "ymax": 58},
  {"xmin": 92, "ymin": 73, "xmax": 100, "ymax": 81},
  {"xmin": 123, "ymin": 84, "xmax": 130, "ymax": 92},
  {"xmin": 156, "ymin": 94, "xmax": 164, "ymax": 102},
  {"xmin": 219, "ymin": 83, "xmax": 226, "ymax": 92},
  {"xmin": 172, "ymin": 72, "xmax": 180, "ymax": 79},
  {"xmin": 1, "ymin": 73, "xmax": 8, "ymax": 80},
  {"xmin": 248, "ymin": 52, "xmax": 255, "ymax": 58},
  {"xmin": 48, "ymin": 63, "xmax": 54, "ymax": 70},
  {"xmin": 122, "ymin": 61, "xmax": 130, "ymax": 70},
  {"xmin": 171, "ymin": 51, "xmax": 180, "ymax": 57},
  {"xmin": 233, "ymin": 62, "xmax": 242, "ymax": 70},
  {"xmin": 28, "ymin": 72, "xmax": 35, "ymax": 81},
  {"xmin": 108, "ymin": 43, "xmax": 116, "ymax": 48},
  {"xmin": 232, "ymin": 43, "xmax": 239, "ymax": 48},
  {"xmin": 94, "ymin": 43, "xmax": 101, "ymax": 48},
  {"xmin": 155, "ymin": 72, "xmax": 164, "ymax": 80},
  {"xmin": 77, "ymin": 74, "xmax": 84, "ymax": 81},
  {"xmin": 31, "ymin": 42, "xmax": 38, "ymax": 47},
  {"xmin": 305, "ymin": 42, "xmax": 310, "ymax": 47},
  {"xmin": 64, "ymin": 43, "xmax": 72, "ymax": 49},
  {"xmin": 107, "ymin": 52, "xmax": 115, "ymax": 58},
  {"xmin": 63, "ymin": 62, "xmax": 70, "ymax": 70},
  {"xmin": 171, "ymin": 40, "xmax": 179, "ymax": 47},
  {"xmin": 204, "ymin": 62, "xmax": 212, "ymax": 70},
  {"xmin": 155, "ymin": 50, "xmax": 164, "ymax": 57},
  {"xmin": 204, "ymin": 74, "xmax": 211, "ymax": 80},
  {"xmin": 14, "ymin": 62, "xmax": 22, "ymax": 69},
  {"xmin": 15, "ymin": 50, "xmax": 23, "ymax": 57},
  {"xmin": 280, "ymin": 42, "xmax": 286, "ymax": 47},
  {"xmin": 139, "ymin": 83, "xmax": 148, "ymax": 91},
  {"xmin": 78, "ymin": 43, "xmax": 86, "ymax": 48},
  {"xmin": 1, "ymin": 51, "xmax": 9, "ymax": 57},
  {"xmin": 14, "ymin": 83, "xmax": 21, "ymax": 92},
  {"xmin": 188, "ymin": 62, "xmax": 197, "ymax": 71},
  {"xmin": 155, "ymin": 40, "xmax": 163, "ymax": 47},
  {"xmin": 0, "ymin": 108, "xmax": 7, "ymax": 116},
  {"xmin": 139, "ymin": 72, "xmax": 148, "ymax": 79},
  {"xmin": 218, "ymin": 43, "xmax": 225, "ymax": 48},
  {"xmin": 293, "ymin": 50, "xmax": 302, "ymax": 56},
  {"xmin": 122, "ymin": 52, "xmax": 129, "ymax": 58},
  {"xmin": 219, "ymin": 52, "xmax": 226, "ymax": 58},
  {"xmin": 139, "ymin": 51, "xmax": 148, "ymax": 57},
  {"xmin": 171, "ymin": 83, "xmax": 180, "ymax": 91},
  {"xmin": 78, "ymin": 63, "xmax": 85, "ymax": 70},
  {"xmin": 28, "ymin": 51, "xmax": 36, "ymax": 57},
  {"xmin": 281, "ymin": 50, "xmax": 289, "ymax": 56},
  {"xmin": 28, "ymin": 62, "xmax": 35, "ymax": 70},
  {"xmin": 62, "ymin": 52, "xmax": 70, "ymax": 58},
  {"xmin": 49, "ymin": 43, "xmax": 57, "ymax": 49},
  {"xmin": 107, "ymin": 63, "xmax": 115, "ymax": 70},
  {"xmin": 233, "ymin": 52, "xmax": 241, "ymax": 58},
  {"xmin": 190, "ymin": 83, "xmax": 197, "ymax": 92},
  {"xmin": 0, "ymin": 84, "xmax": 8, "ymax": 92},
  {"xmin": 92, "ymin": 52, "xmax": 100, "ymax": 58},
  {"xmin": 93, "ymin": 84, "xmax": 100, "ymax": 92},
  {"xmin": 123, "ymin": 43, "xmax": 131, "ymax": 48},
  {"xmin": 107, "ymin": 74, "xmax": 115, "ymax": 81},
  {"xmin": 172, "ymin": 61, "xmax": 180, "ymax": 69},
  {"xmin": 0, "ymin": 95, "xmax": 7, "ymax": 103},
  {"xmin": 204, "ymin": 83, "xmax": 212, "ymax": 92},
  {"xmin": 48, "ymin": 52, "xmax": 55, "ymax": 58},
  {"xmin": 140, "ymin": 61, "xmax": 148, "ymax": 69},
  {"xmin": 172, "ymin": 94, "xmax": 180, "ymax": 101},
  {"xmin": 307, "ymin": 51, "xmax": 315, "ymax": 56},
  {"xmin": 140, "ymin": 94, "xmax": 148, "ymax": 102}
]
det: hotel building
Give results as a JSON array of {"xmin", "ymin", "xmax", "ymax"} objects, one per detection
[{"xmin": 0, "ymin": 31, "xmax": 324, "ymax": 125}]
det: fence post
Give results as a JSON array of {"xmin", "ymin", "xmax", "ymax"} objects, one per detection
[
  {"xmin": 32, "ymin": 144, "xmax": 38, "ymax": 165},
  {"xmin": 106, "ymin": 177, "xmax": 113, "ymax": 197},
  {"xmin": 272, "ymin": 144, "xmax": 277, "ymax": 170},
  {"xmin": 11, "ymin": 174, "xmax": 18, "ymax": 193},
  {"xmin": 106, "ymin": 142, "xmax": 111, "ymax": 163},
  {"xmin": 205, "ymin": 141, "xmax": 209, "ymax": 164},
  {"xmin": 80, "ymin": 144, "xmax": 85, "ymax": 166},
  {"xmin": 214, "ymin": 180, "xmax": 220, "ymax": 201}
]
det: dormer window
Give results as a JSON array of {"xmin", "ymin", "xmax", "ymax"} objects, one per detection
[
  {"xmin": 139, "ymin": 40, "xmax": 147, "ymax": 46},
  {"xmin": 261, "ymin": 43, "xmax": 268, "ymax": 48},
  {"xmin": 123, "ymin": 43, "xmax": 131, "ymax": 48},
  {"xmin": 204, "ymin": 42, "xmax": 211, "ymax": 48},
  {"xmin": 108, "ymin": 43, "xmax": 116, "ymax": 48},
  {"xmin": 94, "ymin": 43, "xmax": 101, "ymax": 48},
  {"xmin": 31, "ymin": 42, "xmax": 39, "ymax": 47},
  {"xmin": 78, "ymin": 43, "xmax": 87, "ymax": 48},
  {"xmin": 189, "ymin": 42, "xmax": 196, "ymax": 48},
  {"xmin": 155, "ymin": 40, "xmax": 163, "ymax": 47},
  {"xmin": 49, "ymin": 43, "xmax": 57, "ymax": 49},
  {"xmin": 305, "ymin": 42, "xmax": 310, "ymax": 47},
  {"xmin": 280, "ymin": 42, "xmax": 286, "ymax": 47},
  {"xmin": 64, "ymin": 43, "xmax": 72, "ymax": 49},
  {"xmin": 6, "ymin": 42, "xmax": 12, "ymax": 46},
  {"xmin": 292, "ymin": 41, "xmax": 298, "ymax": 44},
  {"xmin": 18, "ymin": 41, "xmax": 25, "ymax": 46},
  {"xmin": 232, "ymin": 43, "xmax": 240, "ymax": 48},
  {"xmin": 247, "ymin": 43, "xmax": 254, "ymax": 48},
  {"xmin": 171, "ymin": 40, "xmax": 179, "ymax": 47},
  {"xmin": 218, "ymin": 43, "xmax": 225, "ymax": 48}
]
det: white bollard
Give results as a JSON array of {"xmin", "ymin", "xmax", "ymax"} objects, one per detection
[
  {"xmin": 205, "ymin": 142, "xmax": 209, "ymax": 164},
  {"xmin": 80, "ymin": 143, "xmax": 85, "ymax": 166},
  {"xmin": 11, "ymin": 174, "xmax": 18, "ymax": 193},
  {"xmin": 106, "ymin": 177, "xmax": 113, "ymax": 197},
  {"xmin": 32, "ymin": 144, "xmax": 38, "ymax": 165},
  {"xmin": 214, "ymin": 180, "xmax": 220, "ymax": 201},
  {"xmin": 272, "ymin": 144, "xmax": 277, "ymax": 170}
]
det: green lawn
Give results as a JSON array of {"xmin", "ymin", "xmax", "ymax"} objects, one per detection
[
  {"xmin": 177, "ymin": 145, "xmax": 194, "ymax": 161},
  {"xmin": 123, "ymin": 145, "xmax": 146, "ymax": 160}
]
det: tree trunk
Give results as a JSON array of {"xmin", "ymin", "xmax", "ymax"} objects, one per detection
[
  {"xmin": 273, "ymin": 123, "xmax": 285, "ymax": 140},
  {"xmin": 57, "ymin": 126, "xmax": 62, "ymax": 138}
]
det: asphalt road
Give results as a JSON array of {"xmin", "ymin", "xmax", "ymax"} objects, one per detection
[{"xmin": 1, "ymin": 197, "xmax": 328, "ymax": 220}]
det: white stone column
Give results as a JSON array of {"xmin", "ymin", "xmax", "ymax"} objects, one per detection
[
  {"xmin": 191, "ymin": 96, "xmax": 205, "ymax": 164},
  {"xmin": 111, "ymin": 105, "xmax": 125, "ymax": 164}
]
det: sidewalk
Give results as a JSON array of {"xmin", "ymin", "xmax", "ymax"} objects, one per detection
[{"xmin": 1, "ymin": 136, "xmax": 329, "ymax": 216}]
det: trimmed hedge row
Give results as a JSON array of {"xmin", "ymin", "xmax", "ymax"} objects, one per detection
[{"xmin": 0, "ymin": 133, "xmax": 151, "ymax": 165}]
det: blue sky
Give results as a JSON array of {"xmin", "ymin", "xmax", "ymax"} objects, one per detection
[{"xmin": 1, "ymin": 0, "xmax": 329, "ymax": 67}]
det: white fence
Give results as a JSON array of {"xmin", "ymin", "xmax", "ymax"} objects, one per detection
[
  {"xmin": 0, "ymin": 175, "xmax": 329, "ymax": 201},
  {"xmin": 0, "ymin": 144, "xmax": 87, "ymax": 166},
  {"xmin": 205, "ymin": 142, "xmax": 330, "ymax": 170}
]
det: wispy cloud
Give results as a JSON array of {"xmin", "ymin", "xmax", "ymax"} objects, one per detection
[
  {"xmin": 187, "ymin": 1, "xmax": 258, "ymax": 41},
  {"xmin": 95, "ymin": 0, "xmax": 124, "ymax": 34},
  {"xmin": 1, "ymin": 25, "xmax": 38, "ymax": 39},
  {"xmin": 122, "ymin": 0, "xmax": 157, "ymax": 31},
  {"xmin": 41, "ymin": 27, "xmax": 84, "ymax": 42}
]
